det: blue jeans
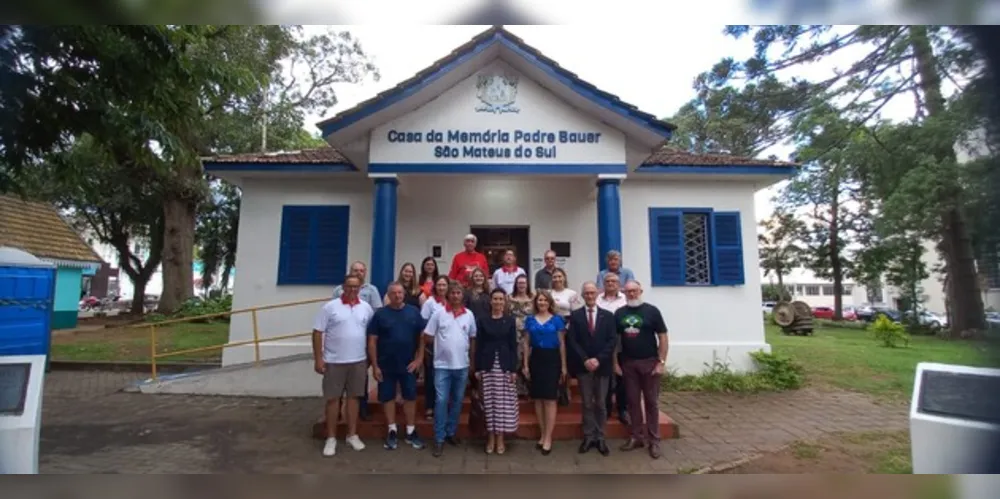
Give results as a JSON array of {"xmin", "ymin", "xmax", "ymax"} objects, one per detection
[{"xmin": 433, "ymin": 367, "xmax": 468, "ymax": 443}]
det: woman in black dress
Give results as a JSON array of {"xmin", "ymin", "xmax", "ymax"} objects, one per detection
[
  {"xmin": 464, "ymin": 267, "xmax": 491, "ymax": 321},
  {"xmin": 521, "ymin": 289, "xmax": 567, "ymax": 455},
  {"xmin": 474, "ymin": 288, "xmax": 519, "ymax": 454}
]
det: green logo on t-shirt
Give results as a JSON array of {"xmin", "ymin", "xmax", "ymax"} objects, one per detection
[{"xmin": 621, "ymin": 314, "xmax": 643, "ymax": 337}]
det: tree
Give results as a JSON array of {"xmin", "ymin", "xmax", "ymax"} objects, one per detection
[
  {"xmin": 668, "ymin": 76, "xmax": 806, "ymax": 157},
  {"xmin": 758, "ymin": 208, "xmax": 806, "ymax": 294},
  {"xmin": 20, "ymin": 135, "xmax": 165, "ymax": 315},
  {"xmin": 781, "ymin": 104, "xmax": 869, "ymax": 320},
  {"xmin": 701, "ymin": 25, "xmax": 987, "ymax": 333},
  {"xmin": 0, "ymin": 25, "xmax": 378, "ymax": 313}
]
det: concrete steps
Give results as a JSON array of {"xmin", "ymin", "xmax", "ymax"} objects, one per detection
[{"xmin": 314, "ymin": 379, "xmax": 678, "ymax": 441}]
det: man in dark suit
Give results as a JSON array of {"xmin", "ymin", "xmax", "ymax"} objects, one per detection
[{"xmin": 565, "ymin": 281, "xmax": 617, "ymax": 456}]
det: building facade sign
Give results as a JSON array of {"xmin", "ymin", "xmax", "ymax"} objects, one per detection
[{"xmin": 369, "ymin": 61, "xmax": 626, "ymax": 166}]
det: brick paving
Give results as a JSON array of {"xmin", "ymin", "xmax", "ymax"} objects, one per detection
[{"xmin": 38, "ymin": 370, "xmax": 907, "ymax": 474}]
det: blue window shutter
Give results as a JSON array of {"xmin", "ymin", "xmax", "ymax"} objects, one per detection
[
  {"xmin": 649, "ymin": 208, "xmax": 684, "ymax": 286},
  {"xmin": 313, "ymin": 206, "xmax": 350, "ymax": 285},
  {"xmin": 711, "ymin": 211, "xmax": 745, "ymax": 285},
  {"xmin": 277, "ymin": 205, "xmax": 350, "ymax": 285}
]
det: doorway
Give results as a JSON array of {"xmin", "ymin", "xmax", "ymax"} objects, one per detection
[{"xmin": 470, "ymin": 226, "xmax": 530, "ymax": 275}]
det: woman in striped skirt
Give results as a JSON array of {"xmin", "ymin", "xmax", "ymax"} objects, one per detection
[{"xmin": 474, "ymin": 288, "xmax": 520, "ymax": 454}]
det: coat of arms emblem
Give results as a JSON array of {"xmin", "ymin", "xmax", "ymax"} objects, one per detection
[{"xmin": 475, "ymin": 73, "xmax": 520, "ymax": 114}]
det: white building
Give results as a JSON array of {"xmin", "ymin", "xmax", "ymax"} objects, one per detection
[{"xmin": 204, "ymin": 26, "xmax": 797, "ymax": 374}]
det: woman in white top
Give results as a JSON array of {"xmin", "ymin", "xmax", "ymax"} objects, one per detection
[
  {"xmin": 492, "ymin": 249, "xmax": 526, "ymax": 294},
  {"xmin": 548, "ymin": 268, "xmax": 582, "ymax": 319}
]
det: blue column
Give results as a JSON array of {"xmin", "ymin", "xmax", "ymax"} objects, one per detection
[
  {"xmin": 596, "ymin": 178, "xmax": 623, "ymax": 273},
  {"xmin": 370, "ymin": 176, "xmax": 398, "ymax": 295}
]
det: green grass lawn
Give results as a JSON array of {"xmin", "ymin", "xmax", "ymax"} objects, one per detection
[
  {"xmin": 766, "ymin": 323, "xmax": 1000, "ymax": 402},
  {"xmin": 52, "ymin": 321, "xmax": 230, "ymax": 363}
]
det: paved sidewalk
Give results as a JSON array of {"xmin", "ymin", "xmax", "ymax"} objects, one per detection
[{"xmin": 39, "ymin": 371, "xmax": 907, "ymax": 473}]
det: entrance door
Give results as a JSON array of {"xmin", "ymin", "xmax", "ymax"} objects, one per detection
[{"xmin": 470, "ymin": 226, "xmax": 530, "ymax": 275}]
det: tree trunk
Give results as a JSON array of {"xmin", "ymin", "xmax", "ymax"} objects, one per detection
[
  {"xmin": 830, "ymin": 188, "xmax": 844, "ymax": 320},
  {"xmin": 910, "ymin": 25, "xmax": 986, "ymax": 333},
  {"xmin": 130, "ymin": 277, "xmax": 149, "ymax": 315},
  {"xmin": 159, "ymin": 195, "xmax": 197, "ymax": 313}
]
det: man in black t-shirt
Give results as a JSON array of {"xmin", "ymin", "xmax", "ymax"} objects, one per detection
[{"xmin": 612, "ymin": 280, "xmax": 668, "ymax": 459}]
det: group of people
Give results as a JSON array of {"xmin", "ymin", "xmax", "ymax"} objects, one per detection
[{"xmin": 311, "ymin": 233, "xmax": 669, "ymax": 460}]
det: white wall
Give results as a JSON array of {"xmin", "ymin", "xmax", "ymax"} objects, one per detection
[
  {"xmin": 223, "ymin": 177, "xmax": 374, "ymax": 365},
  {"xmin": 396, "ymin": 175, "xmax": 598, "ymax": 285},
  {"xmin": 621, "ymin": 178, "xmax": 770, "ymax": 374},
  {"xmin": 370, "ymin": 60, "xmax": 626, "ymax": 166}
]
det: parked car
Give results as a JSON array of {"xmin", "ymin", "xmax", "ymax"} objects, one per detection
[
  {"xmin": 985, "ymin": 312, "xmax": 1000, "ymax": 329},
  {"xmin": 904, "ymin": 310, "xmax": 948, "ymax": 329},
  {"xmin": 762, "ymin": 301, "xmax": 777, "ymax": 314},
  {"xmin": 812, "ymin": 306, "xmax": 835, "ymax": 320},
  {"xmin": 841, "ymin": 307, "xmax": 858, "ymax": 321},
  {"xmin": 860, "ymin": 307, "xmax": 902, "ymax": 324}
]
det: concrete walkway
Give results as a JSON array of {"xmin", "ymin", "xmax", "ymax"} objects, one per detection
[{"xmin": 39, "ymin": 370, "xmax": 907, "ymax": 473}]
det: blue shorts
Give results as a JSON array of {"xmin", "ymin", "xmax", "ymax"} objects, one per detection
[{"xmin": 378, "ymin": 369, "xmax": 417, "ymax": 403}]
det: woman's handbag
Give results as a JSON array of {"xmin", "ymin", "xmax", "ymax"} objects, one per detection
[{"xmin": 557, "ymin": 381, "xmax": 570, "ymax": 407}]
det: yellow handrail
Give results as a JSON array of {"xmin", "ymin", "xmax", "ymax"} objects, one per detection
[
  {"xmin": 142, "ymin": 296, "xmax": 330, "ymax": 380},
  {"xmin": 131, "ymin": 297, "xmax": 330, "ymax": 328}
]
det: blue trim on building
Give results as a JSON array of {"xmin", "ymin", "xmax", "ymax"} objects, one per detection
[
  {"xmin": 370, "ymin": 178, "xmax": 399, "ymax": 295},
  {"xmin": 318, "ymin": 30, "xmax": 673, "ymax": 139},
  {"xmin": 596, "ymin": 179, "xmax": 622, "ymax": 273},
  {"xmin": 203, "ymin": 162, "xmax": 356, "ymax": 173},
  {"xmin": 637, "ymin": 165, "xmax": 797, "ymax": 176},
  {"xmin": 368, "ymin": 163, "xmax": 628, "ymax": 175}
]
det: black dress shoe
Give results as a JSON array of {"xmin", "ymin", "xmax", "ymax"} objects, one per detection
[
  {"xmin": 432, "ymin": 443, "xmax": 444, "ymax": 458},
  {"xmin": 541, "ymin": 446, "xmax": 552, "ymax": 456},
  {"xmin": 597, "ymin": 440, "xmax": 610, "ymax": 456},
  {"xmin": 445, "ymin": 435, "xmax": 461, "ymax": 446},
  {"xmin": 578, "ymin": 439, "xmax": 593, "ymax": 454}
]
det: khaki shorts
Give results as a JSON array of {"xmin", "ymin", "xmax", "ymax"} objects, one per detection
[{"xmin": 322, "ymin": 360, "xmax": 368, "ymax": 399}]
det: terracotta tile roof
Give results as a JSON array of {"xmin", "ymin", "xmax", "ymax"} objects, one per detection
[
  {"xmin": 641, "ymin": 148, "xmax": 799, "ymax": 168},
  {"xmin": 316, "ymin": 26, "xmax": 676, "ymax": 136},
  {"xmin": 0, "ymin": 195, "xmax": 103, "ymax": 263},
  {"xmin": 205, "ymin": 148, "xmax": 351, "ymax": 165}
]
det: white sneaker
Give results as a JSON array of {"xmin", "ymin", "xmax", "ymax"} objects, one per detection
[
  {"xmin": 345, "ymin": 434, "xmax": 366, "ymax": 451},
  {"xmin": 322, "ymin": 438, "xmax": 337, "ymax": 457}
]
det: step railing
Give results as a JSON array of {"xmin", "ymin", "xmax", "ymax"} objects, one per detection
[{"xmin": 132, "ymin": 297, "xmax": 330, "ymax": 381}]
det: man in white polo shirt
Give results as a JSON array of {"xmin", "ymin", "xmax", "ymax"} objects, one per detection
[
  {"xmin": 424, "ymin": 280, "xmax": 477, "ymax": 458},
  {"xmin": 313, "ymin": 274, "xmax": 375, "ymax": 457}
]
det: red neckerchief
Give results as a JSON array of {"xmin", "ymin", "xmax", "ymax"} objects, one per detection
[
  {"xmin": 433, "ymin": 295, "xmax": 445, "ymax": 305},
  {"xmin": 501, "ymin": 264, "xmax": 518, "ymax": 274},
  {"xmin": 340, "ymin": 295, "xmax": 360, "ymax": 306},
  {"xmin": 445, "ymin": 304, "xmax": 467, "ymax": 317}
]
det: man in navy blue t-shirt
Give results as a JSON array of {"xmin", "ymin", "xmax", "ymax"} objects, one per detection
[{"xmin": 367, "ymin": 281, "xmax": 427, "ymax": 450}]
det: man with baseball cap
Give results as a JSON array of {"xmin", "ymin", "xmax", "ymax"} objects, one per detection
[{"xmin": 448, "ymin": 234, "xmax": 488, "ymax": 288}]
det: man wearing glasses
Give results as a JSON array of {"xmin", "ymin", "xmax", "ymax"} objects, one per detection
[
  {"xmin": 613, "ymin": 280, "xmax": 669, "ymax": 460},
  {"xmin": 533, "ymin": 250, "xmax": 558, "ymax": 290}
]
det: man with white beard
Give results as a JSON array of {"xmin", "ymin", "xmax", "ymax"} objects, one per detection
[{"xmin": 612, "ymin": 280, "xmax": 668, "ymax": 460}]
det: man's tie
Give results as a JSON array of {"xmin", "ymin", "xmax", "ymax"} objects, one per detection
[{"xmin": 587, "ymin": 307, "xmax": 595, "ymax": 335}]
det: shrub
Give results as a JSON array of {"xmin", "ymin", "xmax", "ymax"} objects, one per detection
[
  {"xmin": 662, "ymin": 351, "xmax": 803, "ymax": 393},
  {"xmin": 146, "ymin": 294, "xmax": 233, "ymax": 324},
  {"xmin": 870, "ymin": 315, "xmax": 910, "ymax": 348}
]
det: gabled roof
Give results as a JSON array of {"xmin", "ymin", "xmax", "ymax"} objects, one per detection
[
  {"xmin": 0, "ymin": 195, "xmax": 103, "ymax": 265},
  {"xmin": 315, "ymin": 25, "xmax": 676, "ymax": 139}
]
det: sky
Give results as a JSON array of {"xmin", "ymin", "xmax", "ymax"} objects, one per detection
[{"xmin": 297, "ymin": 25, "xmax": 918, "ymax": 224}]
